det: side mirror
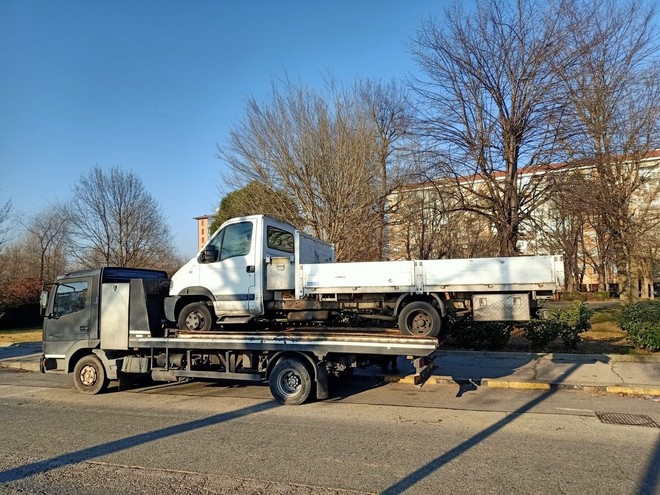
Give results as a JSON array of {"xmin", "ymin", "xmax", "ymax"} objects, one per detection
[
  {"xmin": 199, "ymin": 244, "xmax": 219, "ymax": 263},
  {"xmin": 39, "ymin": 290, "xmax": 49, "ymax": 317}
]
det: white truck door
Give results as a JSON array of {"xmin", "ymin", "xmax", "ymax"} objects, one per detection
[{"xmin": 199, "ymin": 219, "xmax": 256, "ymax": 315}]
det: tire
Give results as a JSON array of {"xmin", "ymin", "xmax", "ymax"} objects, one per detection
[
  {"xmin": 269, "ymin": 358, "xmax": 313, "ymax": 405},
  {"xmin": 178, "ymin": 302, "xmax": 213, "ymax": 331},
  {"xmin": 398, "ymin": 301, "xmax": 442, "ymax": 338},
  {"xmin": 73, "ymin": 355, "xmax": 108, "ymax": 395}
]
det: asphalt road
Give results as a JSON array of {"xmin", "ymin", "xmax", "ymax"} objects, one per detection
[{"xmin": 0, "ymin": 369, "xmax": 658, "ymax": 495}]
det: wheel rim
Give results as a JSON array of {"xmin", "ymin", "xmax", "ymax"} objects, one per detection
[
  {"xmin": 277, "ymin": 370, "xmax": 302, "ymax": 397},
  {"xmin": 185, "ymin": 310, "xmax": 206, "ymax": 330},
  {"xmin": 79, "ymin": 364, "xmax": 98, "ymax": 387},
  {"xmin": 408, "ymin": 310, "xmax": 433, "ymax": 336}
]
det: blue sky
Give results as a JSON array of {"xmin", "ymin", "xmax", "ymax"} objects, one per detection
[{"xmin": 1, "ymin": 0, "xmax": 446, "ymax": 259}]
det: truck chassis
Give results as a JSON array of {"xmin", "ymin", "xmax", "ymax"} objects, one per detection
[{"xmin": 51, "ymin": 329, "xmax": 438, "ymax": 405}]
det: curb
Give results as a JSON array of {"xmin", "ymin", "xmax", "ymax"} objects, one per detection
[
  {"xmin": 435, "ymin": 350, "xmax": 660, "ymax": 363},
  {"xmin": 0, "ymin": 359, "xmax": 41, "ymax": 373},
  {"xmin": 605, "ymin": 386, "xmax": 660, "ymax": 397},
  {"xmin": 386, "ymin": 374, "xmax": 660, "ymax": 397}
]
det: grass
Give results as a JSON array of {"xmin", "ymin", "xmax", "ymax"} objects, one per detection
[
  {"xmin": 0, "ymin": 327, "xmax": 42, "ymax": 344},
  {"xmin": 539, "ymin": 300, "xmax": 638, "ymax": 354}
]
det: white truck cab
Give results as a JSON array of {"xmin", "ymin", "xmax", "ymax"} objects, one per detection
[{"xmin": 166, "ymin": 215, "xmax": 334, "ymax": 330}]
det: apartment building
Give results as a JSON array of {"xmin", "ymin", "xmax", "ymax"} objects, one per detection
[
  {"xmin": 194, "ymin": 214, "xmax": 215, "ymax": 250},
  {"xmin": 388, "ymin": 151, "xmax": 660, "ymax": 295}
]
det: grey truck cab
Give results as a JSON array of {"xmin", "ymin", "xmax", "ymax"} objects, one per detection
[{"xmin": 40, "ymin": 267, "xmax": 169, "ymax": 386}]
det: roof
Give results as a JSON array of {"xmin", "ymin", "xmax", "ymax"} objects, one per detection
[{"xmin": 396, "ymin": 149, "xmax": 660, "ymax": 193}]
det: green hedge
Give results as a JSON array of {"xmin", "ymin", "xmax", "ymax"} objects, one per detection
[
  {"xmin": 0, "ymin": 303, "xmax": 42, "ymax": 330},
  {"xmin": 449, "ymin": 317, "xmax": 513, "ymax": 351},
  {"xmin": 523, "ymin": 301, "xmax": 593, "ymax": 351},
  {"xmin": 562, "ymin": 291, "xmax": 611, "ymax": 301},
  {"xmin": 618, "ymin": 301, "xmax": 660, "ymax": 351}
]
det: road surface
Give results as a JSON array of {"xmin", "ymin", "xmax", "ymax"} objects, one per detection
[{"xmin": 0, "ymin": 369, "xmax": 658, "ymax": 494}]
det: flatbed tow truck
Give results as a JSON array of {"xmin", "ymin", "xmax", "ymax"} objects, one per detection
[{"xmin": 40, "ymin": 267, "xmax": 438, "ymax": 405}]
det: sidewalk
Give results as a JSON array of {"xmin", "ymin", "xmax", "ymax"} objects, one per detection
[
  {"xmin": 2, "ymin": 341, "xmax": 659, "ymax": 397},
  {"xmin": 0, "ymin": 342, "xmax": 42, "ymax": 372},
  {"xmin": 391, "ymin": 350, "xmax": 660, "ymax": 397}
]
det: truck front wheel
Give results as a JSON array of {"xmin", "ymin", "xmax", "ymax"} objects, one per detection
[
  {"xmin": 73, "ymin": 355, "xmax": 108, "ymax": 395},
  {"xmin": 178, "ymin": 302, "xmax": 213, "ymax": 331},
  {"xmin": 269, "ymin": 358, "xmax": 313, "ymax": 405},
  {"xmin": 398, "ymin": 301, "xmax": 442, "ymax": 338}
]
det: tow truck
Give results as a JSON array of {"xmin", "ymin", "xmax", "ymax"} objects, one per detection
[{"xmin": 40, "ymin": 267, "xmax": 438, "ymax": 405}]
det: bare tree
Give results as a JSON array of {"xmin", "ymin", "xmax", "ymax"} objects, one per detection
[
  {"xmin": 67, "ymin": 166, "xmax": 178, "ymax": 269},
  {"xmin": 358, "ymin": 79, "xmax": 413, "ymax": 259},
  {"xmin": 0, "ymin": 205, "xmax": 72, "ymax": 309},
  {"xmin": 22, "ymin": 204, "xmax": 71, "ymax": 283},
  {"xmin": 409, "ymin": 0, "xmax": 576, "ymax": 256},
  {"xmin": 0, "ymin": 199, "xmax": 13, "ymax": 250},
  {"xmin": 390, "ymin": 180, "xmax": 496, "ymax": 261},
  {"xmin": 537, "ymin": 169, "xmax": 588, "ymax": 291},
  {"xmin": 0, "ymin": 242, "xmax": 43, "ymax": 304},
  {"xmin": 558, "ymin": 0, "xmax": 660, "ymax": 301},
  {"xmin": 218, "ymin": 77, "xmax": 383, "ymax": 261}
]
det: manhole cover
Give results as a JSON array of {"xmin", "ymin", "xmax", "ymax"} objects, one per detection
[{"xmin": 596, "ymin": 412, "xmax": 659, "ymax": 428}]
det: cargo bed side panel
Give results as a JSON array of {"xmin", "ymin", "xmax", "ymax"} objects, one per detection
[{"xmin": 301, "ymin": 261, "xmax": 416, "ymax": 294}]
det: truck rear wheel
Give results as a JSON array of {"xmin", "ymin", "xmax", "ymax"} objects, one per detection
[
  {"xmin": 178, "ymin": 302, "xmax": 213, "ymax": 331},
  {"xmin": 398, "ymin": 301, "xmax": 442, "ymax": 338},
  {"xmin": 73, "ymin": 355, "xmax": 108, "ymax": 394},
  {"xmin": 269, "ymin": 358, "xmax": 313, "ymax": 405}
]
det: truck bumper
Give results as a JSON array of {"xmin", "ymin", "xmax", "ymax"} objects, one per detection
[{"xmin": 40, "ymin": 354, "xmax": 62, "ymax": 373}]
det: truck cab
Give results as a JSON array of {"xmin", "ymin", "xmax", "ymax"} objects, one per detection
[
  {"xmin": 166, "ymin": 215, "xmax": 334, "ymax": 330},
  {"xmin": 40, "ymin": 267, "xmax": 169, "ymax": 380}
]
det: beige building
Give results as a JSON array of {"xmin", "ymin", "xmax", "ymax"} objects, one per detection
[
  {"xmin": 194, "ymin": 215, "xmax": 215, "ymax": 250},
  {"xmin": 388, "ymin": 151, "xmax": 660, "ymax": 294}
]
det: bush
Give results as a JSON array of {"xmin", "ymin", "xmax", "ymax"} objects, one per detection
[
  {"xmin": 523, "ymin": 301, "xmax": 593, "ymax": 351},
  {"xmin": 522, "ymin": 320, "xmax": 561, "ymax": 350},
  {"xmin": 593, "ymin": 291, "xmax": 610, "ymax": 301},
  {"xmin": 0, "ymin": 302, "xmax": 42, "ymax": 330},
  {"xmin": 561, "ymin": 291, "xmax": 587, "ymax": 302},
  {"xmin": 449, "ymin": 317, "xmax": 512, "ymax": 351},
  {"xmin": 618, "ymin": 301, "xmax": 660, "ymax": 351},
  {"xmin": 551, "ymin": 300, "xmax": 593, "ymax": 349}
]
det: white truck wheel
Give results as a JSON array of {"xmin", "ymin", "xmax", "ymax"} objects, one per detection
[
  {"xmin": 398, "ymin": 301, "xmax": 442, "ymax": 337},
  {"xmin": 178, "ymin": 302, "xmax": 213, "ymax": 331}
]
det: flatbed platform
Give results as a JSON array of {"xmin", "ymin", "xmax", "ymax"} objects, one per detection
[{"xmin": 129, "ymin": 330, "xmax": 438, "ymax": 357}]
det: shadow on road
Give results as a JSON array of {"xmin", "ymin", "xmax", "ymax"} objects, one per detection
[
  {"xmin": 639, "ymin": 436, "xmax": 660, "ymax": 495},
  {"xmin": 0, "ymin": 400, "xmax": 277, "ymax": 484},
  {"xmin": 382, "ymin": 356, "xmax": 615, "ymax": 494}
]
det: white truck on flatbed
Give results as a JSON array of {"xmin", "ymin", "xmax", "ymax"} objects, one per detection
[
  {"xmin": 166, "ymin": 215, "xmax": 564, "ymax": 338},
  {"xmin": 39, "ymin": 267, "xmax": 437, "ymax": 404}
]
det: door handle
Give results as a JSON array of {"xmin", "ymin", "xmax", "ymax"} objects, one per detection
[
  {"xmin": 246, "ymin": 266, "xmax": 255, "ymax": 273},
  {"xmin": 79, "ymin": 326, "xmax": 89, "ymax": 333}
]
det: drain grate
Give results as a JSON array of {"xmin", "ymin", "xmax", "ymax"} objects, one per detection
[{"xmin": 596, "ymin": 412, "xmax": 659, "ymax": 428}]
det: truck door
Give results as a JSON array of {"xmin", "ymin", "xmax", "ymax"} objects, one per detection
[
  {"xmin": 43, "ymin": 276, "xmax": 96, "ymax": 359},
  {"xmin": 199, "ymin": 219, "xmax": 256, "ymax": 315}
]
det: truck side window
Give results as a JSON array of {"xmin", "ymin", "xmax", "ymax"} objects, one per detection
[
  {"xmin": 53, "ymin": 281, "xmax": 88, "ymax": 317},
  {"xmin": 220, "ymin": 222, "xmax": 253, "ymax": 260},
  {"xmin": 267, "ymin": 226, "xmax": 294, "ymax": 253}
]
